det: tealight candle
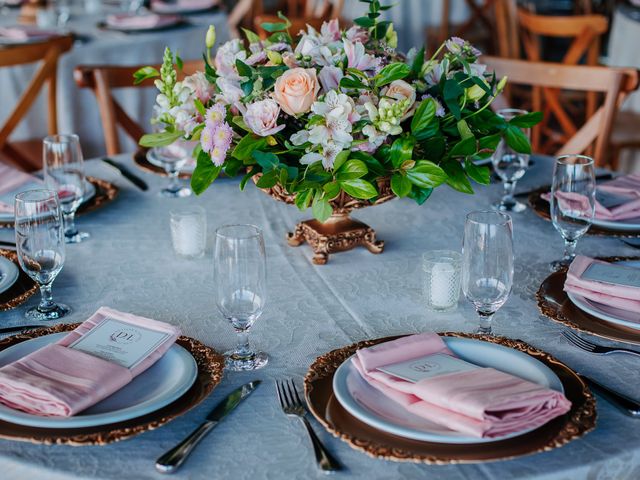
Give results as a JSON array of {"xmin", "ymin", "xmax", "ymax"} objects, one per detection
[
  {"xmin": 423, "ymin": 250, "xmax": 462, "ymax": 312},
  {"xmin": 170, "ymin": 207, "xmax": 206, "ymax": 258}
]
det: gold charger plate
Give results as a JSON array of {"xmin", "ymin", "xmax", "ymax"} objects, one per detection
[
  {"xmin": 536, "ymin": 256, "xmax": 640, "ymax": 345},
  {"xmin": 133, "ymin": 149, "xmax": 192, "ymax": 179},
  {"xmin": 0, "ymin": 176, "xmax": 119, "ymax": 229},
  {"xmin": 0, "ymin": 323, "xmax": 224, "ymax": 445},
  {"xmin": 528, "ymin": 189, "xmax": 640, "ymax": 238},
  {"xmin": 0, "ymin": 249, "xmax": 37, "ymax": 312},
  {"xmin": 304, "ymin": 333, "xmax": 596, "ymax": 464}
]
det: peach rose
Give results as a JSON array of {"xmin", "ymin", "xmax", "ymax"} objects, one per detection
[{"xmin": 273, "ymin": 68, "xmax": 319, "ymax": 116}]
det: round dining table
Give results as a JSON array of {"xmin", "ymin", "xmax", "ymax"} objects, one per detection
[
  {"xmin": 0, "ymin": 5, "xmax": 230, "ymax": 159},
  {"xmin": 0, "ymin": 152, "xmax": 639, "ymax": 479}
]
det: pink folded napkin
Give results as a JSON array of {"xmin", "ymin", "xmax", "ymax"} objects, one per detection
[
  {"xmin": 352, "ymin": 333, "xmax": 572, "ymax": 438},
  {"xmin": 541, "ymin": 174, "xmax": 640, "ymax": 222},
  {"xmin": 106, "ymin": 13, "xmax": 180, "ymax": 30},
  {"xmin": 0, "ymin": 163, "xmax": 42, "ymax": 213},
  {"xmin": 151, "ymin": 0, "xmax": 216, "ymax": 13},
  {"xmin": 0, "ymin": 307, "xmax": 181, "ymax": 417},
  {"xmin": 564, "ymin": 255, "xmax": 640, "ymax": 313},
  {"xmin": 0, "ymin": 26, "xmax": 58, "ymax": 41}
]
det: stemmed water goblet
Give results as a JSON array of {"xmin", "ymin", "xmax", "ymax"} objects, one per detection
[
  {"xmin": 214, "ymin": 224, "xmax": 268, "ymax": 371},
  {"xmin": 43, "ymin": 134, "xmax": 89, "ymax": 244},
  {"xmin": 492, "ymin": 108, "xmax": 531, "ymax": 213},
  {"xmin": 550, "ymin": 154, "xmax": 596, "ymax": 270},
  {"xmin": 14, "ymin": 190, "xmax": 70, "ymax": 321},
  {"xmin": 148, "ymin": 143, "xmax": 192, "ymax": 198},
  {"xmin": 462, "ymin": 211, "xmax": 514, "ymax": 334}
]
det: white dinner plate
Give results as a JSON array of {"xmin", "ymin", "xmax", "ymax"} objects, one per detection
[
  {"xmin": 0, "ymin": 256, "xmax": 19, "ymax": 295},
  {"xmin": 0, "ymin": 180, "xmax": 96, "ymax": 222},
  {"xmin": 333, "ymin": 336, "xmax": 564, "ymax": 444},
  {"xmin": 0, "ymin": 332, "xmax": 197, "ymax": 428},
  {"xmin": 589, "ymin": 216, "xmax": 640, "ymax": 232},
  {"xmin": 567, "ymin": 260, "xmax": 640, "ymax": 328}
]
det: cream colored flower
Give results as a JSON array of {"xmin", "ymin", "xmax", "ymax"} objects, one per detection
[{"xmin": 273, "ymin": 68, "xmax": 320, "ymax": 116}]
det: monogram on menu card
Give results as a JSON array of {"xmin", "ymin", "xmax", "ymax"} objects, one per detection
[{"xmin": 377, "ymin": 353, "xmax": 479, "ymax": 383}]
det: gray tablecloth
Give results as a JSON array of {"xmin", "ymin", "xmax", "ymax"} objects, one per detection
[
  {"xmin": 0, "ymin": 154, "xmax": 639, "ymax": 480},
  {"xmin": 0, "ymin": 7, "xmax": 229, "ymax": 158}
]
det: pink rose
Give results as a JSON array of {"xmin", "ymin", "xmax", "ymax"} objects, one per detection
[
  {"xmin": 384, "ymin": 79, "xmax": 416, "ymax": 108},
  {"xmin": 244, "ymin": 99, "xmax": 285, "ymax": 137},
  {"xmin": 273, "ymin": 68, "xmax": 319, "ymax": 116}
]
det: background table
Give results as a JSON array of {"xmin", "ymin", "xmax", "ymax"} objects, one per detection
[
  {"xmin": 0, "ymin": 154, "xmax": 639, "ymax": 479},
  {"xmin": 0, "ymin": 6, "xmax": 229, "ymax": 158}
]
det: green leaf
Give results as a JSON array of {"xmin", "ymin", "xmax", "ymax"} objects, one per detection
[
  {"xmin": 239, "ymin": 169, "xmax": 257, "ymax": 190},
  {"xmin": 336, "ymin": 159, "xmax": 368, "ymax": 181},
  {"xmin": 443, "ymin": 79, "xmax": 464, "ymax": 120},
  {"xmin": 232, "ymin": 116, "xmax": 252, "ymax": 133},
  {"xmin": 457, "ymin": 119, "xmax": 473, "ymax": 140},
  {"xmin": 464, "ymin": 158, "xmax": 490, "ymax": 185},
  {"xmin": 408, "ymin": 185, "xmax": 433, "ymax": 205},
  {"xmin": 354, "ymin": 16, "xmax": 376, "ymax": 28},
  {"xmin": 405, "ymin": 160, "xmax": 447, "ymax": 188},
  {"xmin": 175, "ymin": 54, "xmax": 183, "ymax": 70},
  {"xmin": 261, "ymin": 21, "xmax": 288, "ymax": 33},
  {"xmin": 339, "ymin": 76, "xmax": 368, "ymax": 90},
  {"xmin": 194, "ymin": 98, "xmax": 206, "ymax": 116},
  {"xmin": 323, "ymin": 181, "xmax": 341, "ymax": 200},
  {"xmin": 224, "ymin": 158, "xmax": 243, "ymax": 177},
  {"xmin": 411, "ymin": 99, "xmax": 436, "ymax": 135},
  {"xmin": 351, "ymin": 151, "xmax": 386, "ymax": 177},
  {"xmin": 139, "ymin": 130, "xmax": 184, "ymax": 147},
  {"xmin": 375, "ymin": 62, "xmax": 411, "ymax": 88},
  {"xmin": 295, "ymin": 189, "xmax": 313, "ymax": 210},
  {"xmin": 389, "ymin": 136, "xmax": 416, "ymax": 169},
  {"xmin": 191, "ymin": 150, "xmax": 222, "ymax": 195},
  {"xmin": 504, "ymin": 125, "xmax": 532, "ymax": 154},
  {"xmin": 332, "ymin": 150, "xmax": 350, "ymax": 171},
  {"xmin": 421, "ymin": 135, "xmax": 446, "ymax": 162},
  {"xmin": 255, "ymin": 170, "xmax": 278, "ymax": 188},
  {"xmin": 133, "ymin": 66, "xmax": 159, "ymax": 85},
  {"xmin": 232, "ymin": 134, "xmax": 268, "ymax": 160},
  {"xmin": 508, "ymin": 111, "xmax": 543, "ymax": 128},
  {"xmin": 339, "ymin": 179, "xmax": 378, "ymax": 199},
  {"xmin": 478, "ymin": 133, "xmax": 502, "ymax": 152},
  {"xmin": 411, "ymin": 46, "xmax": 425, "ymax": 78},
  {"xmin": 312, "ymin": 193, "xmax": 333, "ymax": 222},
  {"xmin": 252, "ymin": 150, "xmax": 279, "ymax": 171},
  {"xmin": 449, "ymin": 137, "xmax": 477, "ymax": 157},
  {"xmin": 235, "ymin": 59, "xmax": 253, "ymax": 78},
  {"xmin": 242, "ymin": 28, "xmax": 261, "ymax": 44},
  {"xmin": 441, "ymin": 160, "xmax": 474, "ymax": 194},
  {"xmin": 391, "ymin": 173, "xmax": 411, "ymax": 198}
]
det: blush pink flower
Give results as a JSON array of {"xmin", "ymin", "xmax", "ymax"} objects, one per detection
[
  {"xmin": 344, "ymin": 39, "xmax": 381, "ymax": 72},
  {"xmin": 205, "ymin": 103, "xmax": 226, "ymax": 125},
  {"xmin": 200, "ymin": 122, "xmax": 216, "ymax": 154},
  {"xmin": 320, "ymin": 19, "xmax": 341, "ymax": 42},
  {"xmin": 318, "ymin": 65, "xmax": 344, "ymax": 93},
  {"xmin": 213, "ymin": 122, "xmax": 233, "ymax": 150},
  {"xmin": 273, "ymin": 67, "xmax": 320, "ymax": 116},
  {"xmin": 243, "ymin": 99, "xmax": 285, "ymax": 137},
  {"xmin": 183, "ymin": 71, "xmax": 215, "ymax": 104}
]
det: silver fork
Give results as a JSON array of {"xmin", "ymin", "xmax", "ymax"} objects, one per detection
[
  {"xmin": 562, "ymin": 330, "xmax": 640, "ymax": 358},
  {"xmin": 276, "ymin": 379, "xmax": 341, "ymax": 473}
]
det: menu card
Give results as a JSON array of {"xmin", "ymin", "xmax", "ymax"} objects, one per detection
[
  {"xmin": 68, "ymin": 317, "xmax": 173, "ymax": 369},
  {"xmin": 377, "ymin": 353, "xmax": 479, "ymax": 383},
  {"xmin": 581, "ymin": 263, "xmax": 640, "ymax": 289}
]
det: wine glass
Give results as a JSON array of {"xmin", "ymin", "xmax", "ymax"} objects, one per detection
[
  {"xmin": 492, "ymin": 108, "xmax": 531, "ymax": 213},
  {"xmin": 462, "ymin": 211, "xmax": 514, "ymax": 334},
  {"xmin": 14, "ymin": 190, "xmax": 70, "ymax": 321},
  {"xmin": 43, "ymin": 134, "xmax": 89, "ymax": 244},
  {"xmin": 148, "ymin": 144, "xmax": 192, "ymax": 198},
  {"xmin": 550, "ymin": 154, "xmax": 596, "ymax": 271},
  {"xmin": 214, "ymin": 224, "xmax": 268, "ymax": 371}
]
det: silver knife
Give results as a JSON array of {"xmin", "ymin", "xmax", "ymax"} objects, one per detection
[
  {"xmin": 102, "ymin": 158, "xmax": 149, "ymax": 191},
  {"xmin": 581, "ymin": 375, "xmax": 640, "ymax": 417},
  {"xmin": 155, "ymin": 380, "xmax": 261, "ymax": 474}
]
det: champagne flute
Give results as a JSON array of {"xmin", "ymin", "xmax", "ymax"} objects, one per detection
[
  {"xmin": 43, "ymin": 134, "xmax": 89, "ymax": 244},
  {"xmin": 492, "ymin": 108, "xmax": 531, "ymax": 213},
  {"xmin": 214, "ymin": 224, "xmax": 268, "ymax": 371},
  {"xmin": 14, "ymin": 190, "xmax": 70, "ymax": 321},
  {"xmin": 550, "ymin": 154, "xmax": 596, "ymax": 270},
  {"xmin": 462, "ymin": 211, "xmax": 514, "ymax": 334}
]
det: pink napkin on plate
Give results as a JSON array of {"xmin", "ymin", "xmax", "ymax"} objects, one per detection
[
  {"xmin": 106, "ymin": 13, "xmax": 180, "ymax": 30},
  {"xmin": 0, "ymin": 26, "xmax": 58, "ymax": 41},
  {"xmin": 0, "ymin": 307, "xmax": 181, "ymax": 417},
  {"xmin": 541, "ymin": 174, "xmax": 640, "ymax": 221},
  {"xmin": 564, "ymin": 255, "xmax": 640, "ymax": 313},
  {"xmin": 0, "ymin": 163, "xmax": 42, "ymax": 213},
  {"xmin": 352, "ymin": 333, "xmax": 572, "ymax": 438},
  {"xmin": 151, "ymin": 0, "xmax": 216, "ymax": 13}
]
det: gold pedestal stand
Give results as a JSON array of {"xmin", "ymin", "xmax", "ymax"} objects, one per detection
[{"xmin": 257, "ymin": 176, "xmax": 394, "ymax": 264}]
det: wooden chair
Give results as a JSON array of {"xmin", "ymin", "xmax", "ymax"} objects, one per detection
[
  {"xmin": 73, "ymin": 60, "xmax": 203, "ymax": 156},
  {"xmin": 483, "ymin": 56, "xmax": 639, "ymax": 168},
  {"xmin": 253, "ymin": 0, "xmax": 345, "ymax": 39},
  {"xmin": 0, "ymin": 35, "xmax": 73, "ymax": 171},
  {"xmin": 516, "ymin": 8, "xmax": 609, "ymax": 155}
]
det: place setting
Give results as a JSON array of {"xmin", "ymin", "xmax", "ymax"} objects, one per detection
[
  {"xmin": 132, "ymin": 143, "xmax": 195, "ymax": 197},
  {"xmin": 149, "ymin": 0, "xmax": 221, "ymax": 16}
]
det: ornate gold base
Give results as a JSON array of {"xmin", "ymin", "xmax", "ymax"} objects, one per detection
[{"xmin": 286, "ymin": 214, "xmax": 384, "ymax": 265}]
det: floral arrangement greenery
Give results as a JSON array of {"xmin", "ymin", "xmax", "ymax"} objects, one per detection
[{"xmin": 136, "ymin": 0, "xmax": 540, "ymax": 222}]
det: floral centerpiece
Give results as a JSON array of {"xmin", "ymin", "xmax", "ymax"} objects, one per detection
[{"xmin": 136, "ymin": 0, "xmax": 539, "ymax": 263}]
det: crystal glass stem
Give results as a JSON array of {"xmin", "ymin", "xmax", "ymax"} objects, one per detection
[
  {"xmin": 562, "ymin": 238, "xmax": 578, "ymax": 263},
  {"xmin": 167, "ymin": 169, "xmax": 180, "ymax": 193},
  {"xmin": 502, "ymin": 180, "xmax": 516, "ymax": 205},
  {"xmin": 63, "ymin": 211, "xmax": 78, "ymax": 239},
  {"xmin": 476, "ymin": 310, "xmax": 494, "ymax": 335},
  {"xmin": 232, "ymin": 328, "xmax": 252, "ymax": 360},
  {"xmin": 38, "ymin": 283, "xmax": 56, "ymax": 312}
]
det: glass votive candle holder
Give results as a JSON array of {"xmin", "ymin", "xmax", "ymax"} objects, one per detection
[
  {"xmin": 422, "ymin": 250, "xmax": 462, "ymax": 312},
  {"xmin": 170, "ymin": 206, "xmax": 206, "ymax": 258}
]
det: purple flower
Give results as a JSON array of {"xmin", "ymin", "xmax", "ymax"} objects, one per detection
[
  {"xmin": 212, "ymin": 122, "xmax": 233, "ymax": 150},
  {"xmin": 205, "ymin": 103, "xmax": 227, "ymax": 126}
]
